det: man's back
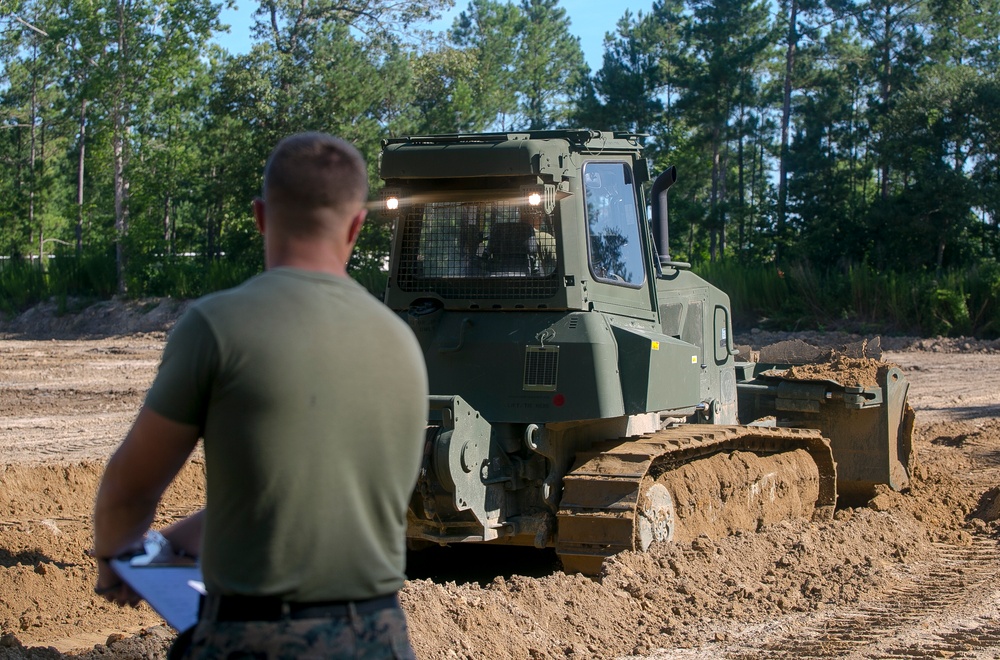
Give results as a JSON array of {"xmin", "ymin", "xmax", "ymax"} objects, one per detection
[
  {"xmin": 146, "ymin": 267, "xmax": 428, "ymax": 602},
  {"xmin": 94, "ymin": 133, "xmax": 425, "ymax": 658}
]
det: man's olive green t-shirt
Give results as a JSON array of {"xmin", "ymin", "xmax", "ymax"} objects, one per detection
[{"xmin": 145, "ymin": 268, "xmax": 428, "ymax": 602}]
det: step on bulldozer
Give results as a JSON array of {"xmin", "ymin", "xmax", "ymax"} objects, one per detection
[{"xmin": 377, "ymin": 130, "xmax": 915, "ymax": 574}]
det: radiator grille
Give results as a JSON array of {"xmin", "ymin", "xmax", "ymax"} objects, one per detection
[
  {"xmin": 523, "ymin": 346, "xmax": 559, "ymax": 391},
  {"xmin": 396, "ymin": 201, "xmax": 558, "ymax": 300}
]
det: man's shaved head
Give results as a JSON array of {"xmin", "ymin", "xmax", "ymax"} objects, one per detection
[{"xmin": 262, "ymin": 133, "xmax": 369, "ymax": 236}]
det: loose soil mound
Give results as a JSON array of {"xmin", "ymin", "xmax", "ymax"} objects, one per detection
[
  {"xmin": 782, "ymin": 354, "xmax": 886, "ymax": 387},
  {"xmin": 0, "ymin": 462, "xmax": 205, "ymax": 656},
  {"xmin": 0, "ymin": 298, "xmax": 188, "ymax": 340}
]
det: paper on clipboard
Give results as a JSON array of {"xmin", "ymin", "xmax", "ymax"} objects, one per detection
[{"xmin": 110, "ymin": 558, "xmax": 204, "ymax": 632}]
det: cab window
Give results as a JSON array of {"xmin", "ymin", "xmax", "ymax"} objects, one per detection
[{"xmin": 583, "ymin": 162, "xmax": 645, "ymax": 287}]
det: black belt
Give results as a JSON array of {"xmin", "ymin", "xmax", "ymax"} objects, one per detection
[{"xmin": 201, "ymin": 592, "xmax": 399, "ymax": 622}]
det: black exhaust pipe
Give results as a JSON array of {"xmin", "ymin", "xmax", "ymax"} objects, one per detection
[{"xmin": 650, "ymin": 166, "xmax": 677, "ymax": 263}]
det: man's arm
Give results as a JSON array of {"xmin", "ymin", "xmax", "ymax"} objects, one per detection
[
  {"xmin": 161, "ymin": 508, "xmax": 205, "ymax": 557},
  {"xmin": 93, "ymin": 405, "xmax": 200, "ymax": 604}
]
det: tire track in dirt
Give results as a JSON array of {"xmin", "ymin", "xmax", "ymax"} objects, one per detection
[
  {"xmin": 0, "ymin": 338, "xmax": 159, "ymax": 466},
  {"xmin": 722, "ymin": 538, "xmax": 1000, "ymax": 659},
  {"xmin": 632, "ymin": 359, "xmax": 1000, "ymax": 660},
  {"xmin": 886, "ymin": 351, "xmax": 1000, "ymax": 423}
]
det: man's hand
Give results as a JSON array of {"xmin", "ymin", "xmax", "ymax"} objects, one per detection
[{"xmin": 94, "ymin": 557, "xmax": 143, "ymax": 608}]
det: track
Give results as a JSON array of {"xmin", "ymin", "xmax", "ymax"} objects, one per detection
[
  {"xmin": 719, "ymin": 537, "xmax": 1000, "ymax": 659},
  {"xmin": 555, "ymin": 425, "xmax": 838, "ymax": 574}
]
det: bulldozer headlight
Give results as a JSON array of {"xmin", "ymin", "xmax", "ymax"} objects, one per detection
[
  {"xmin": 380, "ymin": 188, "xmax": 404, "ymax": 216},
  {"xmin": 521, "ymin": 184, "xmax": 558, "ymax": 214}
]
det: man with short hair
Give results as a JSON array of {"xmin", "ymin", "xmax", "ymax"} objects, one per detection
[{"xmin": 93, "ymin": 132, "xmax": 428, "ymax": 659}]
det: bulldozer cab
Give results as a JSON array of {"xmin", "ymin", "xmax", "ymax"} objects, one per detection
[
  {"xmin": 379, "ymin": 131, "xmax": 662, "ymax": 318},
  {"xmin": 378, "ymin": 131, "xmax": 730, "ymax": 427}
]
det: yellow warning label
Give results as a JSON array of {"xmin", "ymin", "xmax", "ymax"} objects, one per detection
[
  {"xmin": 691, "ymin": 355, "xmax": 698, "ymax": 364},
  {"xmin": 651, "ymin": 341, "xmax": 660, "ymax": 351}
]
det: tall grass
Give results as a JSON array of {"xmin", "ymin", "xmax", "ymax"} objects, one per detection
[
  {"xmin": 350, "ymin": 265, "xmax": 390, "ymax": 298},
  {"xmin": 695, "ymin": 261, "xmax": 1000, "ymax": 338},
  {"xmin": 0, "ymin": 258, "xmax": 47, "ymax": 312},
  {"xmin": 47, "ymin": 249, "xmax": 117, "ymax": 299}
]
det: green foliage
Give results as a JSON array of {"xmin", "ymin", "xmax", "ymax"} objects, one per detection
[
  {"xmin": 574, "ymin": 9, "xmax": 669, "ymax": 134},
  {"xmin": 694, "ymin": 260, "xmax": 790, "ymax": 321},
  {"xmin": 46, "ymin": 248, "xmax": 117, "ymax": 299},
  {"xmin": 350, "ymin": 266, "xmax": 391, "ymax": 298},
  {"xmin": 445, "ymin": 0, "xmax": 523, "ymax": 131},
  {"xmin": 965, "ymin": 263, "xmax": 1000, "ymax": 333},
  {"xmin": 515, "ymin": 0, "xmax": 587, "ymax": 129},
  {"xmin": 0, "ymin": 258, "xmax": 47, "ymax": 312},
  {"xmin": 921, "ymin": 286, "xmax": 971, "ymax": 336},
  {"xmin": 698, "ymin": 261, "xmax": 1000, "ymax": 338},
  {"xmin": 205, "ymin": 258, "xmax": 261, "ymax": 294},
  {"xmin": 407, "ymin": 45, "xmax": 488, "ymax": 133},
  {"xmin": 443, "ymin": 0, "xmax": 587, "ymax": 131}
]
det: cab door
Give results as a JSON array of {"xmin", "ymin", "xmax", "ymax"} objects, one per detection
[{"xmin": 581, "ymin": 160, "xmax": 656, "ymax": 321}]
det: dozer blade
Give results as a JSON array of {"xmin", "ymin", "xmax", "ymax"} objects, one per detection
[
  {"xmin": 555, "ymin": 426, "xmax": 836, "ymax": 575},
  {"xmin": 736, "ymin": 342, "xmax": 916, "ymax": 503},
  {"xmin": 817, "ymin": 366, "xmax": 915, "ymax": 501}
]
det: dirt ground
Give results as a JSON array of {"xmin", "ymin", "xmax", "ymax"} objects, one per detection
[{"xmin": 1, "ymin": 299, "xmax": 999, "ymax": 659}]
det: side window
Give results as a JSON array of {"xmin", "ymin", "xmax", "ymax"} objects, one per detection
[{"xmin": 584, "ymin": 162, "xmax": 645, "ymax": 286}]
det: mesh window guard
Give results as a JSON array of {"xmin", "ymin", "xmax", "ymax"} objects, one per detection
[{"xmin": 397, "ymin": 201, "xmax": 559, "ymax": 300}]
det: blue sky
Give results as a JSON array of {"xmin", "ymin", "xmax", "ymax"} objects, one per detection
[{"xmin": 215, "ymin": 0, "xmax": 655, "ymax": 71}]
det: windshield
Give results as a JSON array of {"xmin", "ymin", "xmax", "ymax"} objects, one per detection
[
  {"xmin": 395, "ymin": 198, "xmax": 559, "ymax": 300},
  {"xmin": 584, "ymin": 162, "xmax": 646, "ymax": 287}
]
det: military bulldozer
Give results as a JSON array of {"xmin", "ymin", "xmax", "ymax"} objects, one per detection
[{"xmin": 377, "ymin": 130, "xmax": 915, "ymax": 574}]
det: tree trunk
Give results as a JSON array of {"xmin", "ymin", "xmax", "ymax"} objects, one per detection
[
  {"xmin": 737, "ymin": 102, "xmax": 746, "ymax": 258},
  {"xmin": 38, "ymin": 115, "xmax": 46, "ymax": 259},
  {"xmin": 879, "ymin": 4, "xmax": 892, "ymax": 202},
  {"xmin": 163, "ymin": 192, "xmax": 173, "ymax": 251},
  {"xmin": 77, "ymin": 98, "xmax": 87, "ymax": 257},
  {"xmin": 113, "ymin": 120, "xmax": 128, "ymax": 294},
  {"xmin": 719, "ymin": 144, "xmax": 728, "ymax": 258},
  {"xmin": 29, "ymin": 45, "xmax": 38, "ymax": 258},
  {"xmin": 776, "ymin": 0, "xmax": 798, "ymax": 263},
  {"xmin": 710, "ymin": 126, "xmax": 721, "ymax": 262},
  {"xmin": 113, "ymin": 0, "xmax": 130, "ymax": 295}
]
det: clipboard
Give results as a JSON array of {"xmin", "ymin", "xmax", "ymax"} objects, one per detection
[
  {"xmin": 110, "ymin": 558, "xmax": 204, "ymax": 631},
  {"xmin": 109, "ymin": 532, "xmax": 205, "ymax": 631}
]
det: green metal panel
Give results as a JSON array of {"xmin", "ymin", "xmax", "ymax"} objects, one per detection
[
  {"xmin": 405, "ymin": 309, "xmax": 625, "ymax": 424},
  {"xmin": 612, "ymin": 325, "xmax": 701, "ymax": 414}
]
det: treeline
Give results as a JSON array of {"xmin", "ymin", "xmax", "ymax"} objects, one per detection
[{"xmin": 1, "ymin": 0, "xmax": 998, "ymax": 335}]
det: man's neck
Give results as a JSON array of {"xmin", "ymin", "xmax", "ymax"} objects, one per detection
[{"xmin": 265, "ymin": 240, "xmax": 351, "ymax": 278}]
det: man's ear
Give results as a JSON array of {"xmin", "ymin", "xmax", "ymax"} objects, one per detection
[
  {"xmin": 253, "ymin": 198, "xmax": 266, "ymax": 235},
  {"xmin": 346, "ymin": 209, "xmax": 367, "ymax": 246}
]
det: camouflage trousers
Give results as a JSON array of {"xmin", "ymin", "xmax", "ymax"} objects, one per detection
[{"xmin": 174, "ymin": 605, "xmax": 416, "ymax": 659}]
